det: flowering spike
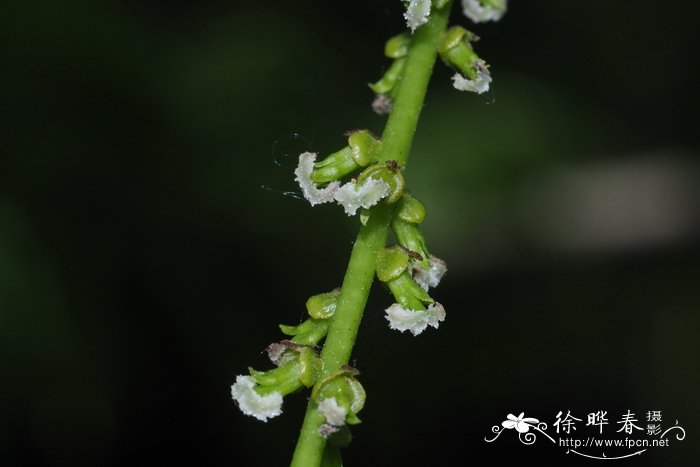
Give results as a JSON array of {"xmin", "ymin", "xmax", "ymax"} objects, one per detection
[
  {"xmin": 385, "ymin": 302, "xmax": 446, "ymax": 336},
  {"xmin": 461, "ymin": 0, "xmax": 507, "ymax": 23}
]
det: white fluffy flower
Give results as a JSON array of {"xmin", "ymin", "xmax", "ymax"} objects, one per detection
[
  {"xmin": 385, "ymin": 302, "xmax": 446, "ymax": 336},
  {"xmin": 413, "ymin": 256, "xmax": 447, "ymax": 290},
  {"xmin": 404, "ymin": 0, "xmax": 431, "ymax": 32},
  {"xmin": 318, "ymin": 397, "xmax": 347, "ymax": 426},
  {"xmin": 461, "ymin": 0, "xmax": 507, "ymax": 23},
  {"xmin": 231, "ymin": 375, "xmax": 283, "ymax": 422},
  {"xmin": 451, "ymin": 65, "xmax": 492, "ymax": 94},
  {"xmin": 333, "ymin": 178, "xmax": 390, "ymax": 216},
  {"xmin": 294, "ymin": 152, "xmax": 341, "ymax": 206}
]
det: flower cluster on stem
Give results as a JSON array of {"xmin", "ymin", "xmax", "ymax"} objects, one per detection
[{"xmin": 231, "ymin": 2, "xmax": 507, "ymax": 465}]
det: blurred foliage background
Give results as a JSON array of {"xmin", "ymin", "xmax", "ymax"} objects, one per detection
[{"xmin": 2, "ymin": 0, "xmax": 699, "ymax": 465}]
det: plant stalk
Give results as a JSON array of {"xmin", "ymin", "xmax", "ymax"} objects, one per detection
[{"xmin": 290, "ymin": 3, "xmax": 453, "ymax": 466}]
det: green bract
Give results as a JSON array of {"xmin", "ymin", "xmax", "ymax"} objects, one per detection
[
  {"xmin": 385, "ymin": 33, "xmax": 411, "ymax": 58},
  {"xmin": 348, "ymin": 130, "xmax": 381, "ymax": 167},
  {"xmin": 396, "ymin": 193, "xmax": 427, "ymax": 224},
  {"xmin": 306, "ymin": 289, "xmax": 341, "ymax": 320},
  {"xmin": 375, "ymin": 245, "xmax": 410, "ymax": 282},
  {"xmin": 356, "ymin": 162, "xmax": 405, "ymax": 203},
  {"xmin": 312, "ymin": 368, "xmax": 366, "ymax": 425}
]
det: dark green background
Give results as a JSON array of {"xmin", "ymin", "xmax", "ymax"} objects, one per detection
[{"xmin": 2, "ymin": 1, "xmax": 698, "ymax": 465}]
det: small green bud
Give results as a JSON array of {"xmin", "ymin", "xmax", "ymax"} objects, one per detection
[
  {"xmin": 347, "ymin": 130, "xmax": 381, "ymax": 167},
  {"xmin": 395, "ymin": 193, "xmax": 427, "ymax": 224},
  {"xmin": 384, "ymin": 33, "xmax": 411, "ymax": 58},
  {"xmin": 356, "ymin": 161, "xmax": 405, "ymax": 204},
  {"xmin": 433, "ymin": 0, "xmax": 450, "ymax": 9},
  {"xmin": 306, "ymin": 289, "xmax": 341, "ymax": 320},
  {"xmin": 376, "ymin": 246, "xmax": 410, "ymax": 283}
]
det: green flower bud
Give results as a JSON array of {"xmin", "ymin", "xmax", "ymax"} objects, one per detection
[
  {"xmin": 395, "ymin": 193, "xmax": 427, "ymax": 224},
  {"xmin": 376, "ymin": 245, "xmax": 410, "ymax": 282},
  {"xmin": 306, "ymin": 288, "xmax": 341, "ymax": 320},
  {"xmin": 356, "ymin": 161, "xmax": 405, "ymax": 204},
  {"xmin": 433, "ymin": 0, "xmax": 450, "ymax": 9},
  {"xmin": 384, "ymin": 33, "xmax": 411, "ymax": 58},
  {"xmin": 347, "ymin": 130, "xmax": 381, "ymax": 167}
]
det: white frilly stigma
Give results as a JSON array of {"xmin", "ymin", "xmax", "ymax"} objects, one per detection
[
  {"xmin": 318, "ymin": 397, "xmax": 347, "ymax": 426},
  {"xmin": 461, "ymin": 0, "xmax": 507, "ymax": 23},
  {"xmin": 451, "ymin": 61, "xmax": 492, "ymax": 94},
  {"xmin": 404, "ymin": 0, "xmax": 432, "ymax": 32},
  {"xmin": 333, "ymin": 178, "xmax": 391, "ymax": 216},
  {"xmin": 385, "ymin": 302, "xmax": 446, "ymax": 336},
  {"xmin": 295, "ymin": 152, "xmax": 341, "ymax": 206},
  {"xmin": 413, "ymin": 256, "xmax": 447, "ymax": 290},
  {"xmin": 231, "ymin": 375, "xmax": 283, "ymax": 422}
]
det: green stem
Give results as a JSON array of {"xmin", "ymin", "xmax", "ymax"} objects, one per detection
[{"xmin": 290, "ymin": 4, "xmax": 453, "ymax": 466}]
